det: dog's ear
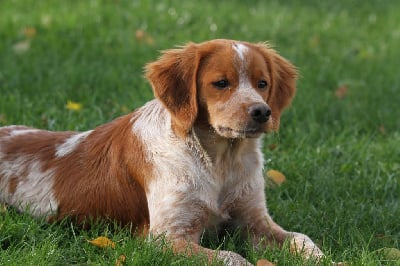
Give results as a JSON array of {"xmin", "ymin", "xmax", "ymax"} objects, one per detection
[
  {"xmin": 145, "ymin": 43, "xmax": 200, "ymax": 138},
  {"xmin": 250, "ymin": 43, "xmax": 297, "ymax": 131},
  {"xmin": 269, "ymin": 48, "xmax": 297, "ymax": 131}
]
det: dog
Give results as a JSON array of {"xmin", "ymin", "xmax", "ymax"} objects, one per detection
[{"xmin": 0, "ymin": 39, "xmax": 325, "ymax": 265}]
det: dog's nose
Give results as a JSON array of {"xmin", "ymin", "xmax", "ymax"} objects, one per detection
[{"xmin": 248, "ymin": 103, "xmax": 271, "ymax": 123}]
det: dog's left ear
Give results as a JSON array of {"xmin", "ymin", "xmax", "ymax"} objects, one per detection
[
  {"xmin": 145, "ymin": 43, "xmax": 200, "ymax": 138},
  {"xmin": 249, "ymin": 43, "xmax": 298, "ymax": 131}
]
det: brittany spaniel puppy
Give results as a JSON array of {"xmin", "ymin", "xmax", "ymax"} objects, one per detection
[{"xmin": 0, "ymin": 39, "xmax": 325, "ymax": 265}]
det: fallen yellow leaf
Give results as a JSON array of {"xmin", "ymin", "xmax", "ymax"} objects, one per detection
[
  {"xmin": 66, "ymin": 100, "xmax": 82, "ymax": 111},
  {"xmin": 87, "ymin": 236, "xmax": 116, "ymax": 249},
  {"xmin": 266, "ymin": 169, "xmax": 286, "ymax": 185}
]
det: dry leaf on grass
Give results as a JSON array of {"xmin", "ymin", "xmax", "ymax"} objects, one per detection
[
  {"xmin": 23, "ymin": 27, "xmax": 37, "ymax": 38},
  {"xmin": 256, "ymin": 259, "xmax": 275, "ymax": 266},
  {"xmin": 335, "ymin": 84, "xmax": 348, "ymax": 99},
  {"xmin": 378, "ymin": 125, "xmax": 386, "ymax": 135},
  {"xmin": 87, "ymin": 236, "xmax": 116, "ymax": 249},
  {"xmin": 266, "ymin": 169, "xmax": 286, "ymax": 185},
  {"xmin": 135, "ymin": 30, "xmax": 145, "ymax": 40},
  {"xmin": 115, "ymin": 254, "xmax": 127, "ymax": 266},
  {"xmin": 135, "ymin": 29, "xmax": 155, "ymax": 45},
  {"xmin": 268, "ymin": 143, "xmax": 277, "ymax": 151}
]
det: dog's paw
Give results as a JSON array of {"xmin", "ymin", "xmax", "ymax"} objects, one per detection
[
  {"xmin": 217, "ymin": 250, "xmax": 253, "ymax": 266},
  {"xmin": 289, "ymin": 232, "xmax": 325, "ymax": 259}
]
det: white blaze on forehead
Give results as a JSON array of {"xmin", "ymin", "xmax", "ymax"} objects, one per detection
[
  {"xmin": 232, "ymin": 42, "xmax": 249, "ymax": 61},
  {"xmin": 55, "ymin": 130, "xmax": 93, "ymax": 157},
  {"xmin": 232, "ymin": 42, "xmax": 253, "ymax": 92}
]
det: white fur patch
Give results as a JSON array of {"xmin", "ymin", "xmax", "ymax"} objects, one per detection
[
  {"xmin": 55, "ymin": 130, "xmax": 93, "ymax": 158},
  {"xmin": 233, "ymin": 43, "xmax": 248, "ymax": 61},
  {"xmin": 0, "ymin": 157, "xmax": 58, "ymax": 217},
  {"xmin": 232, "ymin": 43, "xmax": 253, "ymax": 92},
  {"xmin": 132, "ymin": 100, "xmax": 221, "ymax": 235},
  {"xmin": 10, "ymin": 128, "xmax": 41, "ymax": 136}
]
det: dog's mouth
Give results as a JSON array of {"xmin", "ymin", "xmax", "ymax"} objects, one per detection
[{"xmin": 216, "ymin": 126, "xmax": 264, "ymax": 138}]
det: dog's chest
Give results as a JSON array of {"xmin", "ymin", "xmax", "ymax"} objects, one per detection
[{"xmin": 199, "ymin": 141, "xmax": 262, "ymax": 223}]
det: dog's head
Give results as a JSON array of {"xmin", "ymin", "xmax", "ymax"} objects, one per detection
[{"xmin": 145, "ymin": 39, "xmax": 297, "ymax": 138}]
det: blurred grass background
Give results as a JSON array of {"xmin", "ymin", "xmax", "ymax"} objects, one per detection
[{"xmin": 0, "ymin": 0, "xmax": 399, "ymax": 265}]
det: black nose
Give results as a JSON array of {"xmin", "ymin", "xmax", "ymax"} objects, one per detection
[{"xmin": 248, "ymin": 103, "xmax": 271, "ymax": 123}]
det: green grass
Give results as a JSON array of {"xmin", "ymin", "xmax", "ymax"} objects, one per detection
[{"xmin": 0, "ymin": 0, "xmax": 399, "ymax": 265}]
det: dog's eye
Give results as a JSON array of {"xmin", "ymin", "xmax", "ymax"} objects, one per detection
[
  {"xmin": 257, "ymin": 80, "xmax": 268, "ymax": 90},
  {"xmin": 212, "ymin": 79, "xmax": 229, "ymax": 89}
]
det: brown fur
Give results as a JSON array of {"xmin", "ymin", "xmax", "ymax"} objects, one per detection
[{"xmin": 51, "ymin": 114, "xmax": 150, "ymax": 232}]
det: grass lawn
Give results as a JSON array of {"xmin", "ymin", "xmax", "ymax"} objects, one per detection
[{"xmin": 0, "ymin": 0, "xmax": 399, "ymax": 265}]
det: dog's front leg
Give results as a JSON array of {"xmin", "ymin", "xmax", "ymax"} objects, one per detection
[
  {"xmin": 230, "ymin": 187, "xmax": 325, "ymax": 262},
  {"xmin": 253, "ymin": 214, "xmax": 325, "ymax": 260},
  {"xmin": 147, "ymin": 187, "xmax": 253, "ymax": 265}
]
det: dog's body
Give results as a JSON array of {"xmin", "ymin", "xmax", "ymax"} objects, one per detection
[{"xmin": 0, "ymin": 39, "xmax": 324, "ymax": 265}]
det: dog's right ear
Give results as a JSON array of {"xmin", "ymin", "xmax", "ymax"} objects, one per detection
[{"xmin": 145, "ymin": 43, "xmax": 200, "ymax": 138}]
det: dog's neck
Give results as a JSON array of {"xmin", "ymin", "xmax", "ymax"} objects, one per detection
[{"xmin": 191, "ymin": 123, "xmax": 261, "ymax": 166}]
